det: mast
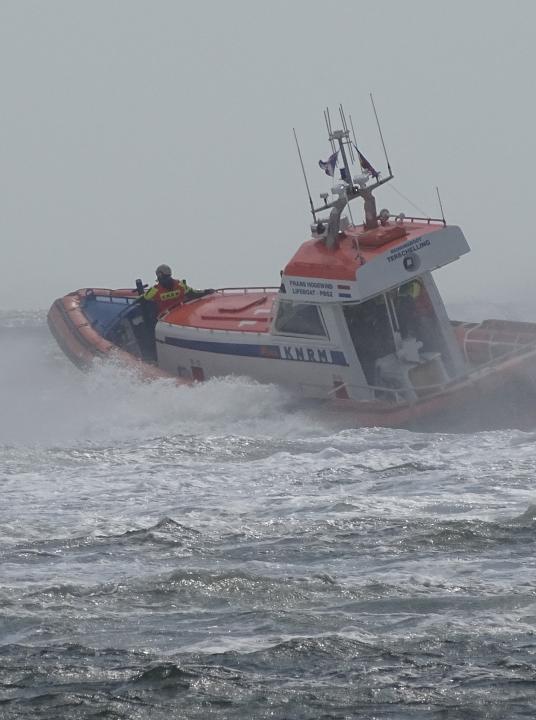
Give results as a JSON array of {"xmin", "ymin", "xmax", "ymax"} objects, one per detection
[
  {"xmin": 293, "ymin": 128, "xmax": 316, "ymax": 222},
  {"xmin": 370, "ymin": 93, "xmax": 392, "ymax": 176},
  {"xmin": 313, "ymin": 107, "xmax": 394, "ymax": 243}
]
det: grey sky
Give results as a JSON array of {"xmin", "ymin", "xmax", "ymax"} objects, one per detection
[{"xmin": 1, "ymin": 1, "xmax": 535, "ymax": 311}]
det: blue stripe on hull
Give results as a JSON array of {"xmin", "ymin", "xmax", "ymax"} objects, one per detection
[{"xmin": 161, "ymin": 336, "xmax": 348, "ymax": 366}]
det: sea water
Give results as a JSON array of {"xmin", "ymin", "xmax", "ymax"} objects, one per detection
[{"xmin": 2, "ymin": 310, "xmax": 536, "ymax": 719}]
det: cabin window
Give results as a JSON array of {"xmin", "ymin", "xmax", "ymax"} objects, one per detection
[{"xmin": 274, "ymin": 301, "xmax": 326, "ymax": 336}]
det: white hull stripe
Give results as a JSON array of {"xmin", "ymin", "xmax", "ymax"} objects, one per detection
[{"xmin": 161, "ymin": 336, "xmax": 348, "ymax": 366}]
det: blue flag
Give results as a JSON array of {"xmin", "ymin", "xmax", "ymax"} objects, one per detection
[{"xmin": 318, "ymin": 151, "xmax": 338, "ymax": 177}]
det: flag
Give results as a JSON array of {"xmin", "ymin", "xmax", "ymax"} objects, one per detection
[
  {"xmin": 318, "ymin": 151, "xmax": 338, "ymax": 177},
  {"xmin": 354, "ymin": 144, "xmax": 379, "ymax": 178}
]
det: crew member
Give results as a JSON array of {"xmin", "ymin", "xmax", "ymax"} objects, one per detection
[
  {"xmin": 143, "ymin": 264, "xmax": 186, "ymax": 316},
  {"xmin": 398, "ymin": 279, "xmax": 436, "ymax": 349}
]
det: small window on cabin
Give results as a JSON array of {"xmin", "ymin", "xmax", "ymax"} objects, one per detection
[{"xmin": 274, "ymin": 301, "xmax": 326, "ymax": 336}]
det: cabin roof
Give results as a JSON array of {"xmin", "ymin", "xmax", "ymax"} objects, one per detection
[
  {"xmin": 283, "ymin": 221, "xmax": 447, "ymax": 280},
  {"xmin": 162, "ymin": 291, "xmax": 277, "ymax": 333}
]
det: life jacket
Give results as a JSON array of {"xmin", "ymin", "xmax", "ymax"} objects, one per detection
[
  {"xmin": 399, "ymin": 280, "xmax": 433, "ymax": 314},
  {"xmin": 399, "ymin": 280, "xmax": 421, "ymax": 299},
  {"xmin": 144, "ymin": 279, "xmax": 185, "ymax": 315}
]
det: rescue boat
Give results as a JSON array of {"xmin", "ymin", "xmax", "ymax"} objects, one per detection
[{"xmin": 48, "ymin": 112, "xmax": 536, "ymax": 430}]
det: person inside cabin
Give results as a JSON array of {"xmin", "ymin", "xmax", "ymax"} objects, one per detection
[{"xmin": 397, "ymin": 279, "xmax": 436, "ymax": 351}]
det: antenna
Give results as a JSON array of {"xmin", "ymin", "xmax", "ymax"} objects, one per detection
[
  {"xmin": 324, "ymin": 108, "xmax": 336, "ymax": 154},
  {"xmin": 349, "ymin": 114, "xmax": 359, "ymax": 150},
  {"xmin": 370, "ymin": 93, "xmax": 392, "ymax": 176},
  {"xmin": 339, "ymin": 104, "xmax": 355, "ymax": 163},
  {"xmin": 436, "ymin": 186, "xmax": 447, "ymax": 226},
  {"xmin": 312, "ymin": 103, "xmax": 395, "ymax": 230},
  {"xmin": 293, "ymin": 128, "xmax": 316, "ymax": 222},
  {"xmin": 324, "ymin": 105, "xmax": 352, "ymax": 184}
]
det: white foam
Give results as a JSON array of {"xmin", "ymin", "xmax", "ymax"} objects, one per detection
[{"xmin": 0, "ymin": 328, "xmax": 335, "ymax": 446}]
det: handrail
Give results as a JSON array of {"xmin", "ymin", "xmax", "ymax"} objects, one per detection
[
  {"xmin": 463, "ymin": 325, "xmax": 536, "ymax": 365},
  {"xmin": 387, "ymin": 214, "xmax": 444, "ymax": 225},
  {"xmin": 215, "ymin": 286, "xmax": 279, "ymax": 294}
]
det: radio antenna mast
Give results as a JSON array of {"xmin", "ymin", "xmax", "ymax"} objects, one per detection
[
  {"xmin": 436, "ymin": 186, "xmax": 447, "ymax": 226},
  {"xmin": 293, "ymin": 128, "xmax": 316, "ymax": 222},
  {"xmin": 370, "ymin": 93, "xmax": 392, "ymax": 176},
  {"xmin": 349, "ymin": 114, "xmax": 359, "ymax": 150},
  {"xmin": 324, "ymin": 108, "xmax": 336, "ymax": 154},
  {"xmin": 339, "ymin": 104, "xmax": 355, "ymax": 164}
]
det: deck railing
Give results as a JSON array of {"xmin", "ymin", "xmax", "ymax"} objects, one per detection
[
  {"xmin": 215, "ymin": 287, "xmax": 279, "ymax": 295},
  {"xmin": 462, "ymin": 325, "xmax": 536, "ymax": 365}
]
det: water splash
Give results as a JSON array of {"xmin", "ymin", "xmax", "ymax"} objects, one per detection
[{"xmin": 0, "ymin": 315, "xmax": 335, "ymax": 447}]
